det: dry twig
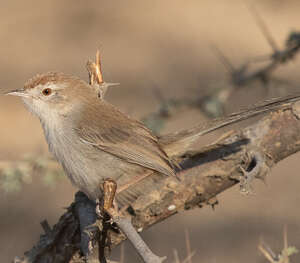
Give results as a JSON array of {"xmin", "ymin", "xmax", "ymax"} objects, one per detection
[
  {"xmin": 86, "ymin": 49, "xmax": 119, "ymax": 99},
  {"xmin": 202, "ymin": 7, "xmax": 300, "ymax": 117},
  {"xmin": 258, "ymin": 226, "xmax": 298, "ymax": 263}
]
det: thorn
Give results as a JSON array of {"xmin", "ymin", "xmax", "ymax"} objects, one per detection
[
  {"xmin": 184, "ymin": 229, "xmax": 192, "ymax": 263},
  {"xmin": 86, "ymin": 49, "xmax": 104, "ymax": 86},
  {"xmin": 283, "ymin": 225, "xmax": 288, "ymax": 252},
  {"xmin": 120, "ymin": 243, "xmax": 125, "ymax": 263},
  {"xmin": 258, "ymin": 242, "xmax": 277, "ymax": 262},
  {"xmin": 173, "ymin": 249, "xmax": 180, "ymax": 263},
  {"xmin": 248, "ymin": 4, "xmax": 279, "ymax": 52},
  {"xmin": 40, "ymin": 220, "xmax": 52, "ymax": 236},
  {"xmin": 95, "ymin": 49, "xmax": 103, "ymax": 84},
  {"xmin": 102, "ymin": 82, "xmax": 120, "ymax": 88},
  {"xmin": 210, "ymin": 44, "xmax": 235, "ymax": 73},
  {"xmin": 86, "ymin": 50, "xmax": 120, "ymax": 99}
]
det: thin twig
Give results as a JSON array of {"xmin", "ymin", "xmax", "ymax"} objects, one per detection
[
  {"xmin": 86, "ymin": 50, "xmax": 119, "ymax": 99},
  {"xmin": 205, "ymin": 8, "xmax": 300, "ymax": 118},
  {"xmin": 173, "ymin": 249, "xmax": 180, "ymax": 263},
  {"xmin": 119, "ymin": 243, "xmax": 125, "ymax": 263},
  {"xmin": 184, "ymin": 229, "xmax": 192, "ymax": 263},
  {"xmin": 258, "ymin": 226, "xmax": 298, "ymax": 263},
  {"xmin": 181, "ymin": 251, "xmax": 196, "ymax": 263}
]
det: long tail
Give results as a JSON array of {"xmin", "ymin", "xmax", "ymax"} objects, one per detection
[{"xmin": 160, "ymin": 93, "xmax": 300, "ymax": 157}]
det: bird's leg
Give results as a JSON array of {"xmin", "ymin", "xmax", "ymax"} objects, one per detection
[
  {"xmin": 95, "ymin": 181, "xmax": 115, "ymax": 263},
  {"xmin": 100, "ymin": 179, "xmax": 167, "ymax": 263}
]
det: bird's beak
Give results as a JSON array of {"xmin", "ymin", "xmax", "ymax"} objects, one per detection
[{"xmin": 6, "ymin": 89, "xmax": 29, "ymax": 98}]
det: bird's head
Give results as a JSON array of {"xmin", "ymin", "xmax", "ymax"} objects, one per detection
[{"xmin": 7, "ymin": 72, "xmax": 98, "ymax": 120}]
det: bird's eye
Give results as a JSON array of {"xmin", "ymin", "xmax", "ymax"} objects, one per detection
[{"xmin": 42, "ymin": 88, "xmax": 52, "ymax": 96}]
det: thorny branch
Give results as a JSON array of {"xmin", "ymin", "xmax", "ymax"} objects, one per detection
[
  {"xmin": 209, "ymin": 7, "xmax": 300, "ymax": 113},
  {"xmin": 143, "ymin": 22, "xmax": 300, "ymax": 131},
  {"xmin": 13, "ymin": 98, "xmax": 300, "ymax": 263},
  {"xmin": 258, "ymin": 226, "xmax": 298, "ymax": 263}
]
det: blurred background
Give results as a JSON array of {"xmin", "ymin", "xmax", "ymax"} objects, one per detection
[{"xmin": 1, "ymin": 0, "xmax": 300, "ymax": 262}]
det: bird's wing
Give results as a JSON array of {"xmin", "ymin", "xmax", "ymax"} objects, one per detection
[{"xmin": 75, "ymin": 100, "xmax": 175, "ymax": 177}]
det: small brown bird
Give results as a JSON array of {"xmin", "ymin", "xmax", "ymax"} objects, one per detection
[{"xmin": 7, "ymin": 72, "xmax": 300, "ymax": 205}]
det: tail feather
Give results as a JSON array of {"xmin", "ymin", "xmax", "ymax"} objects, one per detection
[{"xmin": 160, "ymin": 93, "xmax": 300, "ymax": 157}]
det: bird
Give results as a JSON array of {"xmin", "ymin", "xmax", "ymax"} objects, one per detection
[{"xmin": 7, "ymin": 72, "xmax": 300, "ymax": 205}]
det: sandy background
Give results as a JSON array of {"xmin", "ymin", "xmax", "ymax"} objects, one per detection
[{"xmin": 1, "ymin": 0, "xmax": 300, "ymax": 262}]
